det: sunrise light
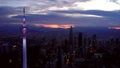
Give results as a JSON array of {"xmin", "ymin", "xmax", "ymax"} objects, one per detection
[
  {"xmin": 108, "ymin": 26, "xmax": 120, "ymax": 30},
  {"xmin": 32, "ymin": 24, "xmax": 74, "ymax": 29}
]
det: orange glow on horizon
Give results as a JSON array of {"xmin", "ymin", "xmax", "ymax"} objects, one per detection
[
  {"xmin": 108, "ymin": 26, "xmax": 120, "ymax": 30},
  {"xmin": 32, "ymin": 24, "xmax": 74, "ymax": 29}
]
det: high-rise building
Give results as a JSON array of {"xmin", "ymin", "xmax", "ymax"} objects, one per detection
[
  {"xmin": 115, "ymin": 38, "xmax": 119, "ymax": 45},
  {"xmin": 69, "ymin": 26, "xmax": 74, "ymax": 52},
  {"xmin": 56, "ymin": 47, "xmax": 62, "ymax": 68},
  {"xmin": 78, "ymin": 32, "xmax": 83, "ymax": 47},
  {"xmin": 92, "ymin": 34, "xmax": 97, "ymax": 46}
]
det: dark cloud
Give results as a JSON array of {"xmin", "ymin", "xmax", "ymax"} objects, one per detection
[
  {"xmin": 0, "ymin": 6, "xmax": 120, "ymax": 27},
  {"xmin": 12, "ymin": 13, "xmax": 110, "ymax": 26},
  {"xmin": 53, "ymin": 10, "xmax": 120, "ymax": 22},
  {"xmin": 0, "ymin": 7, "xmax": 14, "ymax": 16},
  {"xmin": 0, "ymin": 6, "xmax": 23, "ymax": 24},
  {"xmin": 0, "ymin": 6, "xmax": 22, "ymax": 17},
  {"xmin": 54, "ymin": 10, "xmax": 120, "ymax": 18}
]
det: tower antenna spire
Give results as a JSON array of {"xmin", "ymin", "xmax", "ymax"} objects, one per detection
[{"xmin": 22, "ymin": 7, "xmax": 27, "ymax": 68}]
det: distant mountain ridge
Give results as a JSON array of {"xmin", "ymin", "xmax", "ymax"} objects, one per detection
[{"xmin": 0, "ymin": 25, "xmax": 120, "ymax": 40}]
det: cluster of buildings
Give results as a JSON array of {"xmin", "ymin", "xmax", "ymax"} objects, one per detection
[{"xmin": 0, "ymin": 26, "xmax": 120, "ymax": 68}]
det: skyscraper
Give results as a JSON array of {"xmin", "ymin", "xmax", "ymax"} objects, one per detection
[
  {"xmin": 92, "ymin": 34, "xmax": 97, "ymax": 46},
  {"xmin": 78, "ymin": 32, "xmax": 83, "ymax": 47},
  {"xmin": 69, "ymin": 26, "xmax": 74, "ymax": 52}
]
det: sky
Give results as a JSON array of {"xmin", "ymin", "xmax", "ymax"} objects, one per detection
[{"xmin": 0, "ymin": 0, "xmax": 120, "ymax": 28}]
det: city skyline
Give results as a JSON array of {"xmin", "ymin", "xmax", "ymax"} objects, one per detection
[{"xmin": 1, "ymin": 0, "xmax": 120, "ymax": 68}]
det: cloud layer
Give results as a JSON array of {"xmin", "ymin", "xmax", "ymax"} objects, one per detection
[{"xmin": 0, "ymin": 0, "xmax": 120, "ymax": 27}]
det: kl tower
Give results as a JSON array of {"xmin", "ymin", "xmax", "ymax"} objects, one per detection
[{"xmin": 22, "ymin": 8, "xmax": 27, "ymax": 68}]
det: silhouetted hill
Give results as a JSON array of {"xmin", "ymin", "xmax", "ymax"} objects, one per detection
[{"xmin": 0, "ymin": 24, "xmax": 120, "ymax": 40}]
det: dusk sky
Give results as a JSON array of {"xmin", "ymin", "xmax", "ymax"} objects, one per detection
[{"xmin": 0, "ymin": 0, "xmax": 120, "ymax": 28}]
